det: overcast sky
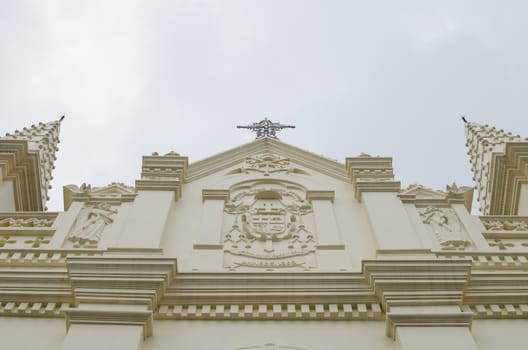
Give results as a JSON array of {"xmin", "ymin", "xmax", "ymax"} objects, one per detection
[{"xmin": 1, "ymin": 1, "xmax": 527, "ymax": 212}]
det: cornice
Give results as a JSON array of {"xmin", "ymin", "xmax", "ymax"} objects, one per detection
[
  {"xmin": 66, "ymin": 254, "xmax": 177, "ymax": 310},
  {"xmin": 0, "ymin": 249, "xmax": 527, "ymax": 324},
  {"xmin": 163, "ymin": 272, "xmax": 375, "ymax": 305},
  {"xmin": 362, "ymin": 258, "xmax": 473, "ymax": 310},
  {"xmin": 157, "ymin": 302, "xmax": 384, "ymax": 321}
]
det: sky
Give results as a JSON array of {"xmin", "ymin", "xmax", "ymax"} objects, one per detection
[{"xmin": 1, "ymin": 1, "xmax": 527, "ymax": 212}]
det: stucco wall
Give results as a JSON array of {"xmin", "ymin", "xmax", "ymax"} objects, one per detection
[
  {"xmin": 140, "ymin": 320, "xmax": 399, "ymax": 350},
  {"xmin": 472, "ymin": 320, "xmax": 528, "ymax": 350},
  {"xmin": 0, "ymin": 317, "xmax": 65, "ymax": 350}
]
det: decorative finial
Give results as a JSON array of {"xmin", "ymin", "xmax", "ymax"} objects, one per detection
[
  {"xmin": 460, "ymin": 114, "xmax": 468, "ymax": 123},
  {"xmin": 237, "ymin": 118, "xmax": 295, "ymax": 140},
  {"xmin": 59, "ymin": 115, "xmax": 65, "ymax": 122}
]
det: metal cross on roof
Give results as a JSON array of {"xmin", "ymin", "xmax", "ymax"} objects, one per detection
[{"xmin": 237, "ymin": 118, "xmax": 295, "ymax": 140}]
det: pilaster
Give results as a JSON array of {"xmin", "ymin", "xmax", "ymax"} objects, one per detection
[
  {"xmin": 363, "ymin": 257, "xmax": 477, "ymax": 348},
  {"xmin": 61, "ymin": 250, "xmax": 177, "ymax": 349},
  {"xmin": 194, "ymin": 189, "xmax": 229, "ymax": 249},
  {"xmin": 118, "ymin": 152, "xmax": 188, "ymax": 249},
  {"xmin": 346, "ymin": 155, "xmax": 421, "ymax": 250},
  {"xmin": 306, "ymin": 190, "xmax": 343, "ymax": 248}
]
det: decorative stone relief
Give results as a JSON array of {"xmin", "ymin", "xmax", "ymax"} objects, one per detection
[
  {"xmin": 0, "ymin": 217, "xmax": 54, "ymax": 227},
  {"xmin": 481, "ymin": 219, "xmax": 528, "ymax": 231},
  {"xmin": 419, "ymin": 207, "xmax": 471, "ymax": 250},
  {"xmin": 0, "ymin": 235, "xmax": 51, "ymax": 248},
  {"xmin": 0, "ymin": 237, "xmax": 16, "ymax": 247},
  {"xmin": 226, "ymin": 152, "xmax": 309, "ymax": 176},
  {"xmin": 66, "ymin": 203, "xmax": 118, "ymax": 248},
  {"xmin": 235, "ymin": 344, "xmax": 307, "ymax": 350},
  {"xmin": 244, "ymin": 153, "xmax": 290, "ymax": 175},
  {"xmin": 488, "ymin": 239, "xmax": 515, "ymax": 250},
  {"xmin": 223, "ymin": 182, "xmax": 316, "ymax": 270},
  {"xmin": 63, "ymin": 182, "xmax": 137, "ymax": 210}
]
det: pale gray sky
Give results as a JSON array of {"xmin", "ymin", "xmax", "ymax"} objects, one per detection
[{"xmin": 1, "ymin": 1, "xmax": 527, "ymax": 212}]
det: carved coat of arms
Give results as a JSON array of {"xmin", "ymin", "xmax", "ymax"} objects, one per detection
[{"xmin": 223, "ymin": 182, "xmax": 316, "ymax": 270}]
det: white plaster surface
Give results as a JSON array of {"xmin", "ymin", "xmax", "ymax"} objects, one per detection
[
  {"xmin": 472, "ymin": 320, "xmax": 528, "ymax": 350},
  {"xmin": 0, "ymin": 178, "xmax": 15, "ymax": 211},
  {"xmin": 0, "ymin": 317, "xmax": 65, "ymax": 350},
  {"xmin": 517, "ymin": 183, "xmax": 528, "ymax": 216},
  {"xmin": 140, "ymin": 320, "xmax": 398, "ymax": 350}
]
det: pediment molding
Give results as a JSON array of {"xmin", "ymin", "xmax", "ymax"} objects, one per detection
[
  {"xmin": 399, "ymin": 184, "xmax": 474, "ymax": 211},
  {"xmin": 186, "ymin": 138, "xmax": 348, "ymax": 183},
  {"xmin": 63, "ymin": 182, "xmax": 137, "ymax": 209}
]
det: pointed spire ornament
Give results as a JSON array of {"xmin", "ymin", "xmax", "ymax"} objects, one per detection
[
  {"xmin": 465, "ymin": 121, "xmax": 526, "ymax": 214},
  {"xmin": 1, "ymin": 119, "xmax": 62, "ymax": 210},
  {"xmin": 237, "ymin": 118, "xmax": 295, "ymax": 140}
]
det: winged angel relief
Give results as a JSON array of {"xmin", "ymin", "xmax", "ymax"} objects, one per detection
[
  {"xmin": 419, "ymin": 206, "xmax": 471, "ymax": 250},
  {"xmin": 67, "ymin": 203, "xmax": 118, "ymax": 248},
  {"xmin": 223, "ymin": 182, "xmax": 317, "ymax": 270}
]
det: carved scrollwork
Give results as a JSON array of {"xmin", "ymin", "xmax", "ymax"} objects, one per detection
[
  {"xmin": 0, "ymin": 217, "xmax": 54, "ymax": 227},
  {"xmin": 481, "ymin": 219, "xmax": 528, "ymax": 232}
]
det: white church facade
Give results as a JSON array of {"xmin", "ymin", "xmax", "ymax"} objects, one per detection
[{"xmin": 0, "ymin": 119, "xmax": 527, "ymax": 349}]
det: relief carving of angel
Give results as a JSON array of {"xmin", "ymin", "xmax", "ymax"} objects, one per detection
[{"xmin": 68, "ymin": 203, "xmax": 118, "ymax": 248}]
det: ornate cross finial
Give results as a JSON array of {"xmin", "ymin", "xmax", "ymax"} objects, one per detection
[{"xmin": 237, "ymin": 118, "xmax": 295, "ymax": 140}]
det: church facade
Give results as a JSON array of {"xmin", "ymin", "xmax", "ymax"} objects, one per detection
[{"xmin": 0, "ymin": 119, "xmax": 527, "ymax": 349}]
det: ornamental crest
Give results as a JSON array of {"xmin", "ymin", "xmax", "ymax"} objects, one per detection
[
  {"xmin": 223, "ymin": 181, "xmax": 316, "ymax": 270},
  {"xmin": 243, "ymin": 153, "xmax": 291, "ymax": 175}
]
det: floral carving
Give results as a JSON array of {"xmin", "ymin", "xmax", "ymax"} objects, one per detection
[
  {"xmin": 24, "ymin": 237, "xmax": 50, "ymax": 248},
  {"xmin": 488, "ymin": 239, "xmax": 515, "ymax": 250},
  {"xmin": 481, "ymin": 219, "xmax": 528, "ymax": 231},
  {"xmin": 0, "ymin": 217, "xmax": 54, "ymax": 227},
  {"xmin": 0, "ymin": 237, "xmax": 16, "ymax": 247}
]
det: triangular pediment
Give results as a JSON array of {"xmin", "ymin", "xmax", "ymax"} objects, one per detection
[
  {"xmin": 63, "ymin": 182, "xmax": 137, "ymax": 210},
  {"xmin": 399, "ymin": 185, "xmax": 447, "ymax": 200},
  {"xmin": 186, "ymin": 137, "xmax": 348, "ymax": 183}
]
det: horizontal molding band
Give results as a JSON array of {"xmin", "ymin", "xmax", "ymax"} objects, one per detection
[{"xmin": 157, "ymin": 303, "xmax": 384, "ymax": 320}]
